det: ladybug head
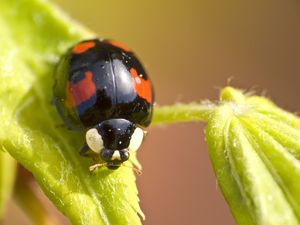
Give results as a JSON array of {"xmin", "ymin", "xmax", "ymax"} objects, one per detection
[{"xmin": 85, "ymin": 119, "xmax": 144, "ymax": 167}]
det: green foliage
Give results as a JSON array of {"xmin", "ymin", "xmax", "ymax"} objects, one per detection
[
  {"xmin": 1, "ymin": 0, "xmax": 300, "ymax": 224},
  {"xmin": 0, "ymin": 0, "xmax": 143, "ymax": 224},
  {"xmin": 206, "ymin": 87, "xmax": 300, "ymax": 225}
]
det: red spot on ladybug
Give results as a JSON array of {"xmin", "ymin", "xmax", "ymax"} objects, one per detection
[
  {"xmin": 72, "ymin": 41, "xmax": 96, "ymax": 54},
  {"xmin": 66, "ymin": 71, "xmax": 96, "ymax": 107},
  {"xmin": 108, "ymin": 40, "xmax": 130, "ymax": 52},
  {"xmin": 130, "ymin": 68, "xmax": 152, "ymax": 104}
]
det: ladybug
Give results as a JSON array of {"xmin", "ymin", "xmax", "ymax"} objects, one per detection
[{"xmin": 53, "ymin": 39, "xmax": 154, "ymax": 170}]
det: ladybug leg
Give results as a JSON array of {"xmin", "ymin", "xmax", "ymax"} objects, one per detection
[
  {"xmin": 55, "ymin": 123, "xmax": 73, "ymax": 130},
  {"xmin": 79, "ymin": 143, "xmax": 90, "ymax": 156},
  {"xmin": 50, "ymin": 97, "xmax": 55, "ymax": 105},
  {"xmin": 91, "ymin": 154, "xmax": 101, "ymax": 162},
  {"xmin": 55, "ymin": 124, "xmax": 68, "ymax": 129}
]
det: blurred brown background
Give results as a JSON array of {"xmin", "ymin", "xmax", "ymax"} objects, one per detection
[{"xmin": 4, "ymin": 0, "xmax": 300, "ymax": 224}]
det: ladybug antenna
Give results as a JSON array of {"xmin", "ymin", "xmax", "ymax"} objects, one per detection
[
  {"xmin": 89, "ymin": 163, "xmax": 142, "ymax": 175},
  {"xmin": 121, "ymin": 164, "xmax": 142, "ymax": 175},
  {"xmin": 89, "ymin": 163, "xmax": 107, "ymax": 171}
]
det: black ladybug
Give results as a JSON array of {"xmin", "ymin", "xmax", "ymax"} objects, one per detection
[{"xmin": 53, "ymin": 39, "xmax": 154, "ymax": 170}]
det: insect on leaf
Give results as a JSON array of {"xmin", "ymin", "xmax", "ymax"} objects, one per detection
[{"xmin": 0, "ymin": 0, "xmax": 144, "ymax": 224}]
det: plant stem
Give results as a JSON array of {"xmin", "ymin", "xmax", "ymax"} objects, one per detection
[
  {"xmin": 0, "ymin": 152, "xmax": 16, "ymax": 219},
  {"xmin": 152, "ymin": 102, "xmax": 216, "ymax": 125},
  {"xmin": 14, "ymin": 167, "xmax": 62, "ymax": 225}
]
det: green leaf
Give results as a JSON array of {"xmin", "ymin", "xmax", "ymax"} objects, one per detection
[
  {"xmin": 206, "ymin": 87, "xmax": 300, "ymax": 225},
  {"xmin": 0, "ymin": 152, "xmax": 16, "ymax": 219},
  {"xmin": 0, "ymin": 0, "xmax": 143, "ymax": 224}
]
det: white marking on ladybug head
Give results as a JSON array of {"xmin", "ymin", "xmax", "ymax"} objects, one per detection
[
  {"xmin": 86, "ymin": 128, "xmax": 103, "ymax": 153},
  {"xmin": 111, "ymin": 150, "xmax": 121, "ymax": 160},
  {"xmin": 128, "ymin": 127, "xmax": 144, "ymax": 152}
]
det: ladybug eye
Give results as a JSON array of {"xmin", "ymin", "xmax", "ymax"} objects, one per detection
[
  {"xmin": 128, "ymin": 127, "xmax": 144, "ymax": 152},
  {"xmin": 86, "ymin": 128, "xmax": 104, "ymax": 153}
]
